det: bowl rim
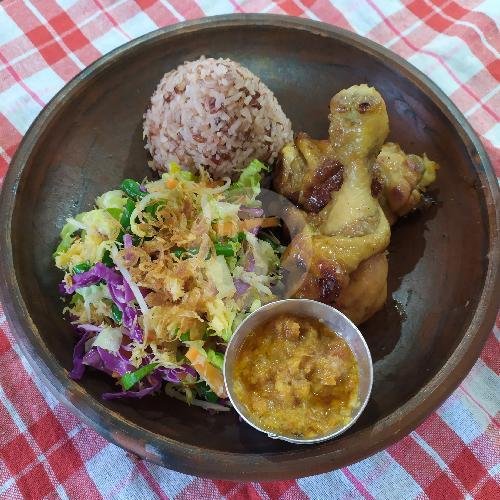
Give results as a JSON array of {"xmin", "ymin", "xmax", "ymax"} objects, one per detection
[
  {"xmin": 223, "ymin": 298, "xmax": 374, "ymax": 445},
  {"xmin": 0, "ymin": 14, "xmax": 498, "ymax": 480}
]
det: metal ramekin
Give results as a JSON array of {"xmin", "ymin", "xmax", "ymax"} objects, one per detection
[{"xmin": 223, "ymin": 299, "xmax": 373, "ymax": 444}]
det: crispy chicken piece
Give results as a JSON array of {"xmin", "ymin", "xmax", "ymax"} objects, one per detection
[
  {"xmin": 274, "ymin": 84, "xmax": 439, "ymax": 324},
  {"xmin": 372, "ymin": 142, "xmax": 438, "ymax": 224},
  {"xmin": 276, "ymin": 85, "xmax": 391, "ymax": 323},
  {"xmin": 275, "ymin": 135, "xmax": 342, "ymax": 214},
  {"xmin": 335, "ymin": 252, "xmax": 388, "ymax": 325},
  {"xmin": 281, "ymin": 224, "xmax": 390, "ymax": 325}
]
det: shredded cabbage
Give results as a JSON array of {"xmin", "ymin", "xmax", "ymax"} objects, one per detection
[
  {"xmin": 201, "ymin": 196, "xmax": 240, "ymax": 222},
  {"xmin": 246, "ymin": 232, "xmax": 279, "ymax": 275},
  {"xmin": 228, "ymin": 159, "xmax": 268, "ymax": 202},
  {"xmin": 206, "ymin": 256, "xmax": 236, "ymax": 299},
  {"xmin": 92, "ymin": 326, "xmax": 123, "ymax": 353},
  {"xmin": 75, "ymin": 284, "xmax": 112, "ymax": 323},
  {"xmin": 76, "ymin": 209, "xmax": 121, "ymax": 240},
  {"xmin": 54, "ymin": 159, "xmax": 282, "ymax": 406},
  {"xmin": 95, "ymin": 190, "xmax": 127, "ymax": 210}
]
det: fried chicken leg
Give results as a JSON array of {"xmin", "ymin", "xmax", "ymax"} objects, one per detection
[{"xmin": 274, "ymin": 84, "xmax": 439, "ymax": 324}]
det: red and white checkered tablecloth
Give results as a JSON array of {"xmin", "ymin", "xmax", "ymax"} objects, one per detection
[{"xmin": 0, "ymin": 1, "xmax": 498, "ymax": 498}]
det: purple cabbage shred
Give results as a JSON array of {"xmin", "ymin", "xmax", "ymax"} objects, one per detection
[
  {"xmin": 244, "ymin": 252, "xmax": 255, "ymax": 272},
  {"xmin": 111, "ymin": 299, "xmax": 143, "ymax": 342},
  {"xmin": 63, "ymin": 262, "xmax": 121, "ymax": 294},
  {"xmin": 74, "ymin": 323, "xmax": 102, "ymax": 334},
  {"xmin": 82, "ymin": 347, "xmax": 134, "ymax": 376},
  {"xmin": 69, "ymin": 331, "xmax": 94, "ymax": 380},
  {"xmin": 238, "ymin": 206, "xmax": 264, "ymax": 219},
  {"xmin": 182, "ymin": 364, "xmax": 197, "ymax": 378},
  {"xmin": 234, "ymin": 279, "xmax": 250, "ymax": 295},
  {"xmin": 102, "ymin": 379, "xmax": 161, "ymax": 400},
  {"xmin": 123, "ymin": 233, "xmax": 133, "ymax": 248},
  {"xmin": 157, "ymin": 364, "xmax": 196, "ymax": 383}
]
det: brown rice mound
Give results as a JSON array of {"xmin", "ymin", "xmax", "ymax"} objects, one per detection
[{"xmin": 143, "ymin": 56, "xmax": 293, "ymax": 179}]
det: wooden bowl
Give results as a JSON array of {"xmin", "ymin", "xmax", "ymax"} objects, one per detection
[{"xmin": 0, "ymin": 15, "xmax": 498, "ymax": 480}]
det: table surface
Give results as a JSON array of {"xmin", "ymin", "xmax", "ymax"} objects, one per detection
[{"xmin": 0, "ymin": 1, "xmax": 499, "ymax": 499}]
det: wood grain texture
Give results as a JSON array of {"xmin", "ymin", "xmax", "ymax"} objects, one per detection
[{"xmin": 0, "ymin": 15, "xmax": 498, "ymax": 480}]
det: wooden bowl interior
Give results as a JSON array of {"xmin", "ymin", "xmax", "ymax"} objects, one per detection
[{"xmin": 10, "ymin": 23, "xmax": 491, "ymax": 460}]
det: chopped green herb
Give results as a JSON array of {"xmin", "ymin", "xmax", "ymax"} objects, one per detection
[
  {"xmin": 180, "ymin": 330, "xmax": 191, "ymax": 341},
  {"xmin": 120, "ymin": 179, "xmax": 145, "ymax": 201},
  {"xmin": 111, "ymin": 303, "xmax": 122, "ymax": 324},
  {"xmin": 120, "ymin": 198, "xmax": 135, "ymax": 229},
  {"xmin": 171, "ymin": 247, "xmax": 199, "ymax": 259},
  {"xmin": 196, "ymin": 381, "xmax": 218, "ymax": 403},
  {"xmin": 120, "ymin": 363, "xmax": 159, "ymax": 390},
  {"xmin": 232, "ymin": 232, "xmax": 246, "ymax": 243},
  {"xmin": 101, "ymin": 250, "xmax": 114, "ymax": 267},
  {"xmin": 144, "ymin": 201, "xmax": 166, "ymax": 219},
  {"xmin": 214, "ymin": 242, "xmax": 234, "ymax": 257},
  {"xmin": 72, "ymin": 262, "xmax": 91, "ymax": 274}
]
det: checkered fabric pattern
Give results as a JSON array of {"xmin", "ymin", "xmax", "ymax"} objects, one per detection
[{"xmin": 0, "ymin": 1, "xmax": 498, "ymax": 498}]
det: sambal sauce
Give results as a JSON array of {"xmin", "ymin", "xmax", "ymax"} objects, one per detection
[{"xmin": 233, "ymin": 314, "xmax": 359, "ymax": 439}]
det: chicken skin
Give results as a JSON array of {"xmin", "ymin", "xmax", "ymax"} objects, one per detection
[
  {"xmin": 372, "ymin": 142, "xmax": 438, "ymax": 225},
  {"xmin": 274, "ymin": 84, "xmax": 438, "ymax": 324}
]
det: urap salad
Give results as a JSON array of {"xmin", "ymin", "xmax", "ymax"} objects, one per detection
[{"xmin": 54, "ymin": 160, "xmax": 283, "ymax": 410}]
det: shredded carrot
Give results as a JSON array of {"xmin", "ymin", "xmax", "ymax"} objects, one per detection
[
  {"xmin": 186, "ymin": 346, "xmax": 227, "ymax": 398},
  {"xmin": 240, "ymin": 217, "xmax": 280, "ymax": 232},
  {"xmin": 166, "ymin": 178, "xmax": 178, "ymax": 189},
  {"xmin": 215, "ymin": 219, "xmax": 239, "ymax": 237}
]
